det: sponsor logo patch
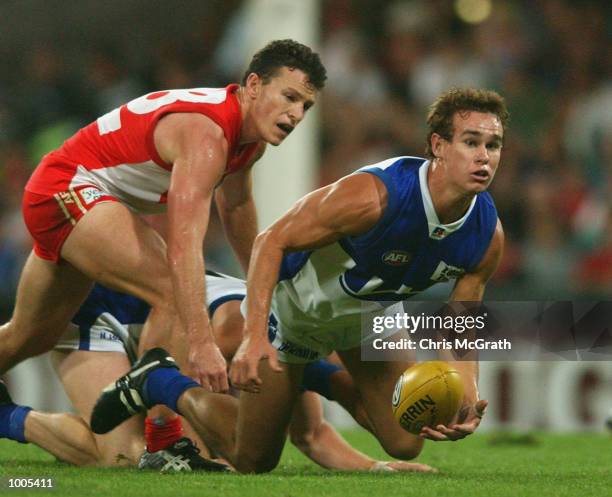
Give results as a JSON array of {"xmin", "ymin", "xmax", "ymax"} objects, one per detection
[
  {"xmin": 276, "ymin": 340, "xmax": 319, "ymax": 361},
  {"xmin": 430, "ymin": 261, "xmax": 465, "ymax": 282},
  {"xmin": 79, "ymin": 187, "xmax": 105, "ymax": 205},
  {"xmin": 430, "ymin": 226, "xmax": 448, "ymax": 240}
]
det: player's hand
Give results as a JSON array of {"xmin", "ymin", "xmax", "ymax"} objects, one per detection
[
  {"xmin": 188, "ymin": 340, "xmax": 229, "ymax": 393},
  {"xmin": 419, "ymin": 399, "xmax": 488, "ymax": 442},
  {"xmin": 230, "ymin": 334, "xmax": 282, "ymax": 393},
  {"xmin": 370, "ymin": 461, "xmax": 438, "ymax": 473}
]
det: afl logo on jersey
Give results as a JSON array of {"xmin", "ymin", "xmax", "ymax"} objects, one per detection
[{"xmin": 382, "ymin": 250, "xmax": 411, "ymax": 266}]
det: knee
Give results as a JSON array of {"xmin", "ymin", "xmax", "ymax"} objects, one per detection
[
  {"xmin": 234, "ymin": 452, "xmax": 280, "ymax": 474},
  {"xmin": 0, "ymin": 322, "xmax": 55, "ymax": 359},
  {"xmin": 25, "ymin": 335, "xmax": 57, "ymax": 357},
  {"xmin": 0, "ymin": 323, "xmax": 18, "ymax": 353},
  {"xmin": 380, "ymin": 434, "xmax": 424, "ymax": 460}
]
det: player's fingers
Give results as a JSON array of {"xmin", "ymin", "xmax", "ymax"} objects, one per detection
[
  {"xmin": 229, "ymin": 361, "xmax": 242, "ymax": 386},
  {"xmin": 451, "ymin": 408, "xmax": 484, "ymax": 430},
  {"xmin": 214, "ymin": 369, "xmax": 229, "ymax": 393},
  {"xmin": 423, "ymin": 433, "xmax": 449, "ymax": 441},
  {"xmin": 268, "ymin": 350, "xmax": 282, "ymax": 373},
  {"xmin": 434, "ymin": 424, "xmax": 466, "ymax": 439},
  {"xmin": 247, "ymin": 358, "xmax": 263, "ymax": 386},
  {"xmin": 445, "ymin": 427, "xmax": 473, "ymax": 440},
  {"xmin": 448, "ymin": 433, "xmax": 465, "ymax": 441},
  {"xmin": 440, "ymin": 424, "xmax": 472, "ymax": 440},
  {"xmin": 199, "ymin": 376, "xmax": 212, "ymax": 392},
  {"xmin": 247, "ymin": 383, "xmax": 261, "ymax": 394},
  {"xmin": 382, "ymin": 461, "xmax": 439, "ymax": 473},
  {"xmin": 419, "ymin": 427, "xmax": 449, "ymax": 441},
  {"xmin": 436, "ymin": 431, "xmax": 462, "ymax": 441},
  {"xmin": 234, "ymin": 380, "xmax": 260, "ymax": 394},
  {"xmin": 209, "ymin": 374, "xmax": 221, "ymax": 393},
  {"xmin": 230, "ymin": 357, "xmax": 246, "ymax": 383},
  {"xmin": 231, "ymin": 360, "xmax": 254, "ymax": 391},
  {"xmin": 451, "ymin": 418, "xmax": 480, "ymax": 437},
  {"xmin": 187, "ymin": 363, "xmax": 201, "ymax": 385},
  {"xmin": 218, "ymin": 371, "xmax": 230, "ymax": 393},
  {"xmin": 448, "ymin": 422, "xmax": 475, "ymax": 434},
  {"xmin": 440, "ymin": 421, "xmax": 476, "ymax": 437}
]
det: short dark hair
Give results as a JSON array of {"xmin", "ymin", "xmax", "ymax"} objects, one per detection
[
  {"xmin": 425, "ymin": 88, "xmax": 509, "ymax": 159},
  {"xmin": 241, "ymin": 39, "xmax": 327, "ymax": 90}
]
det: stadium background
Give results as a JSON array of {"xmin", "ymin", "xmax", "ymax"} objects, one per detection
[{"xmin": 0, "ymin": 0, "xmax": 610, "ymax": 432}]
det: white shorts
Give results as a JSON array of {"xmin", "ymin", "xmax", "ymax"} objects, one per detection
[
  {"xmin": 243, "ymin": 290, "xmax": 363, "ymax": 365},
  {"xmin": 265, "ymin": 287, "xmax": 402, "ymax": 365},
  {"xmin": 267, "ymin": 314, "xmax": 362, "ymax": 364},
  {"xmin": 55, "ymin": 317, "xmax": 142, "ymax": 360}
]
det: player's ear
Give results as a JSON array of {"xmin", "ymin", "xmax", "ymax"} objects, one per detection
[
  {"xmin": 430, "ymin": 133, "xmax": 445, "ymax": 159},
  {"xmin": 245, "ymin": 73, "xmax": 262, "ymax": 99}
]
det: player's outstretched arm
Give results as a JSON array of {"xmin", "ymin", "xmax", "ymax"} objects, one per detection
[
  {"xmin": 231, "ymin": 173, "xmax": 388, "ymax": 392},
  {"xmin": 214, "ymin": 143, "xmax": 265, "ymax": 274},
  {"xmin": 421, "ymin": 220, "xmax": 504, "ymax": 442},
  {"xmin": 155, "ymin": 113, "xmax": 230, "ymax": 392},
  {"xmin": 289, "ymin": 392, "xmax": 436, "ymax": 472}
]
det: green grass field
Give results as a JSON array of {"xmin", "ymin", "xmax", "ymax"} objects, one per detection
[{"xmin": 1, "ymin": 431, "xmax": 610, "ymax": 497}]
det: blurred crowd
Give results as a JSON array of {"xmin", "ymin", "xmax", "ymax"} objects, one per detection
[{"xmin": 0, "ymin": 0, "xmax": 610, "ymax": 317}]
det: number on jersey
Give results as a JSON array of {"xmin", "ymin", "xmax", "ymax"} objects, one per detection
[{"xmin": 97, "ymin": 88, "xmax": 227, "ymax": 135}]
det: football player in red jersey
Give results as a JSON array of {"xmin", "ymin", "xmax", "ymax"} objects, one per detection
[{"xmin": 0, "ymin": 40, "xmax": 326, "ymax": 396}]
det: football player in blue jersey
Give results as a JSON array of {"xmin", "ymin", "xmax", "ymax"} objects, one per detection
[
  {"xmin": 90, "ymin": 87, "xmax": 508, "ymax": 473},
  {"xmin": 0, "ymin": 276, "xmax": 434, "ymax": 473}
]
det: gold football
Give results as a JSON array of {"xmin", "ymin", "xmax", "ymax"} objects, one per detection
[{"xmin": 392, "ymin": 361, "xmax": 464, "ymax": 435}]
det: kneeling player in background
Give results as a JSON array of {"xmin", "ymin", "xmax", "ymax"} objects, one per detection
[{"xmin": 0, "ymin": 273, "xmax": 434, "ymax": 473}]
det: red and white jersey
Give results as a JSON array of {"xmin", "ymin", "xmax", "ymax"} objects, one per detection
[{"xmin": 26, "ymin": 84, "xmax": 260, "ymax": 214}]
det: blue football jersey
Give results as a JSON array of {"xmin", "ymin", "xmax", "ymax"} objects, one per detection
[{"xmin": 272, "ymin": 157, "xmax": 498, "ymax": 333}]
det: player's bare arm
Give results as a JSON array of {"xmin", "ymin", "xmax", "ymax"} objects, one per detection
[
  {"xmin": 214, "ymin": 143, "xmax": 266, "ymax": 273},
  {"xmin": 451, "ymin": 219, "xmax": 504, "ymax": 302},
  {"xmin": 289, "ymin": 392, "xmax": 435, "ymax": 472},
  {"xmin": 154, "ymin": 112, "xmax": 230, "ymax": 392},
  {"xmin": 421, "ymin": 219, "xmax": 504, "ymax": 442},
  {"xmin": 230, "ymin": 173, "xmax": 387, "ymax": 392}
]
